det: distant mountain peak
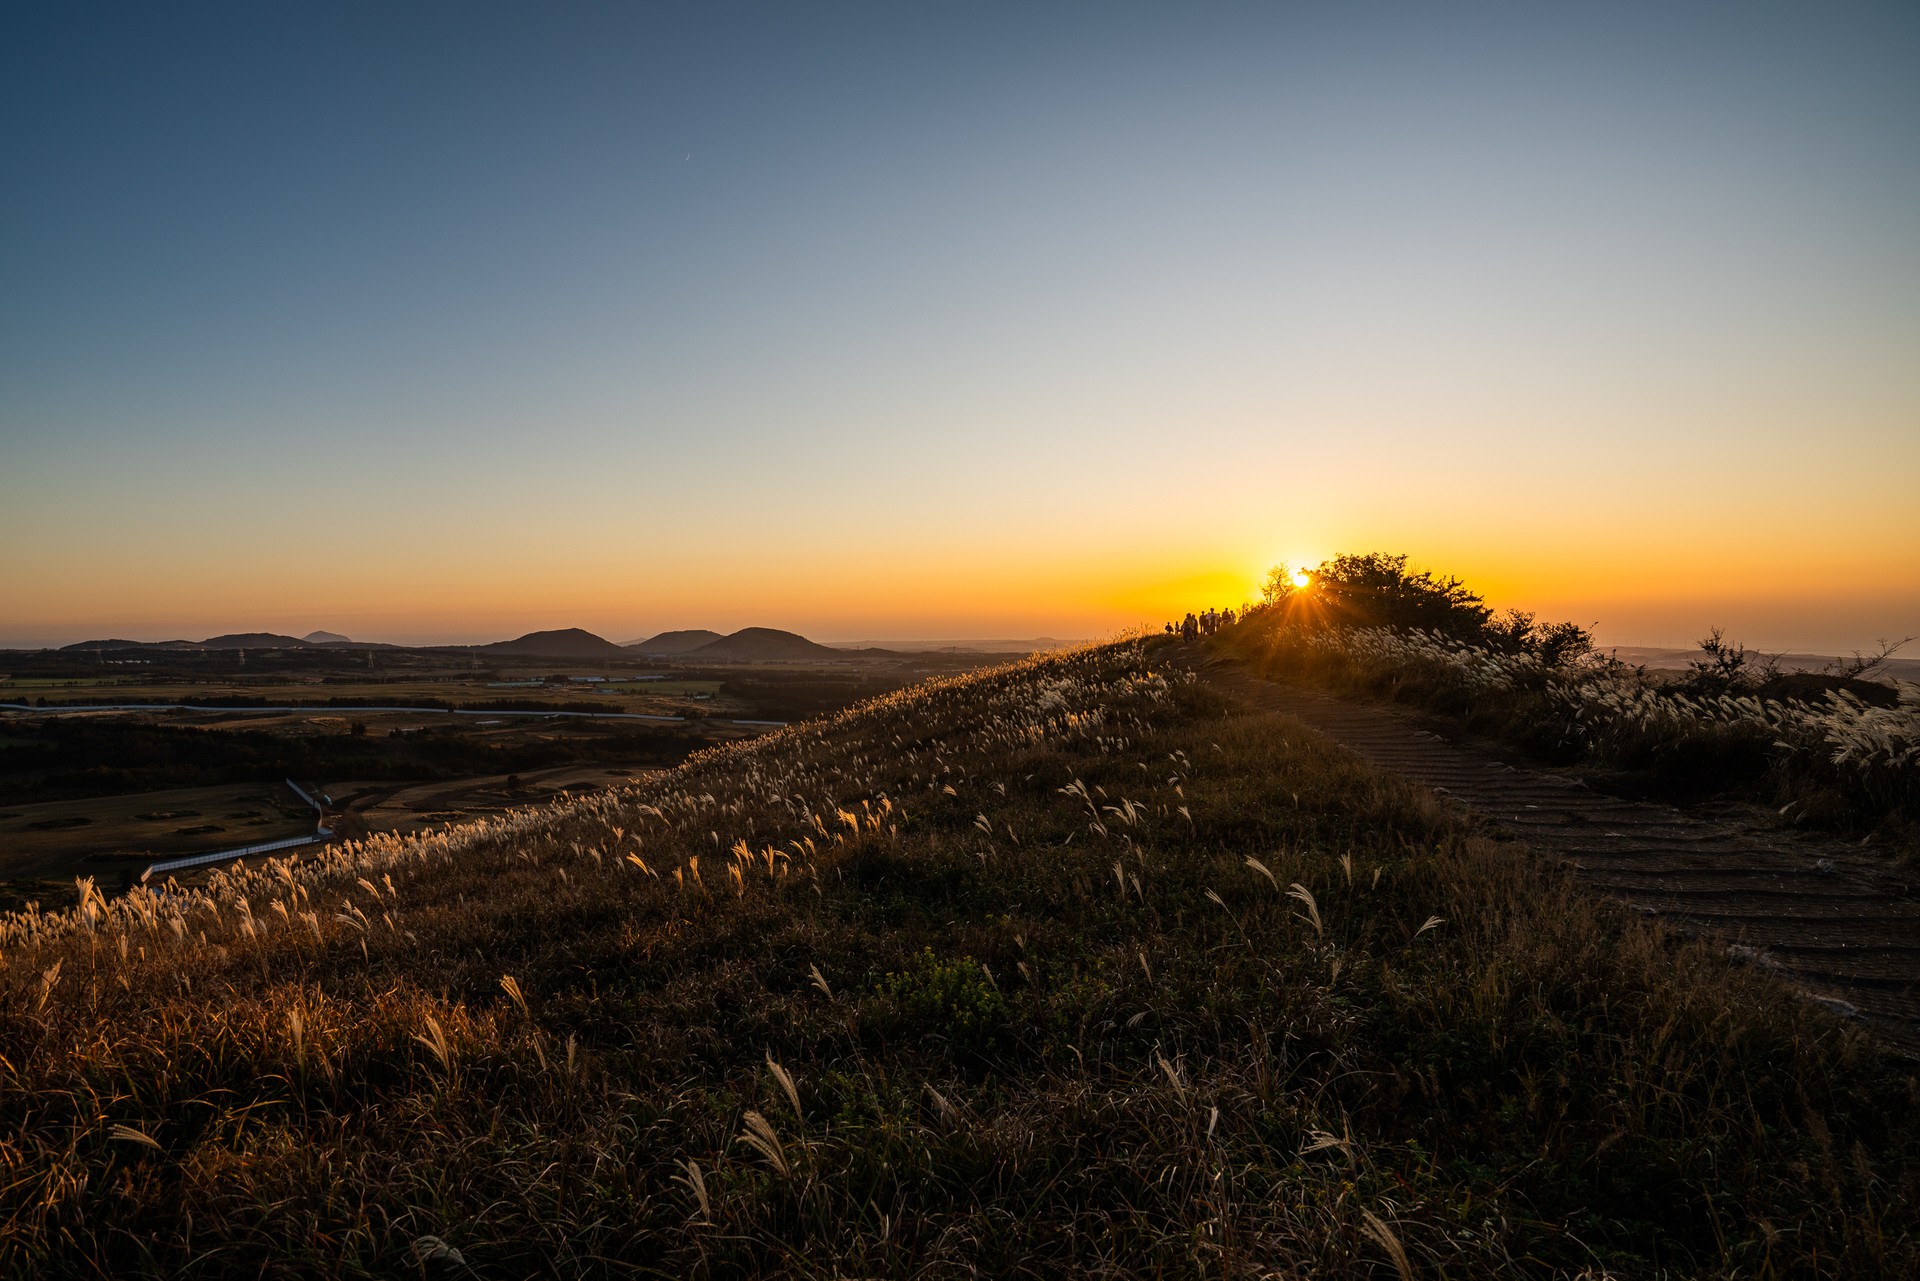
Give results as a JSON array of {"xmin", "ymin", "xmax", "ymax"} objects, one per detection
[
  {"xmin": 621, "ymin": 627, "xmax": 843, "ymax": 661},
  {"xmin": 480, "ymin": 628, "xmax": 628, "ymax": 658},
  {"xmin": 685, "ymin": 627, "xmax": 840, "ymax": 661},
  {"xmin": 302, "ymin": 630, "xmax": 351, "ymax": 644},
  {"xmin": 626, "ymin": 629, "xmax": 726, "ymax": 655},
  {"xmin": 198, "ymin": 632, "xmax": 309, "ymax": 649},
  {"xmin": 58, "ymin": 638, "xmax": 166, "ymax": 653}
]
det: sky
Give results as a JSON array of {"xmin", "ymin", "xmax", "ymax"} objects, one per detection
[{"xmin": 3, "ymin": 2, "xmax": 1916, "ymax": 652}]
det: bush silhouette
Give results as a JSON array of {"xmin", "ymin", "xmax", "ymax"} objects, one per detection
[{"xmin": 1260, "ymin": 551, "xmax": 1592, "ymax": 659}]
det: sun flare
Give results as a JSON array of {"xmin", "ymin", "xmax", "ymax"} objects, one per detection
[{"xmin": 1291, "ymin": 571, "xmax": 1312, "ymax": 589}]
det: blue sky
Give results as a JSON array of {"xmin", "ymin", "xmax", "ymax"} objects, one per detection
[{"xmin": 4, "ymin": 3, "xmax": 1916, "ymax": 648}]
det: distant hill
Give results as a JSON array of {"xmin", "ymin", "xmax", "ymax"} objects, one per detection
[
  {"xmin": 60, "ymin": 639, "xmax": 159, "ymax": 653},
  {"xmin": 481, "ymin": 628, "xmax": 630, "ymax": 659},
  {"xmin": 58, "ymin": 638, "xmax": 201, "ymax": 652},
  {"xmin": 626, "ymin": 629, "xmax": 726, "ymax": 655},
  {"xmin": 302, "ymin": 630, "xmax": 352, "ymax": 645},
  {"xmin": 686, "ymin": 627, "xmax": 843, "ymax": 662},
  {"xmin": 200, "ymin": 633, "xmax": 310, "ymax": 649}
]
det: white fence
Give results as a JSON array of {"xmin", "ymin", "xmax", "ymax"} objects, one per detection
[{"xmin": 142, "ymin": 830, "xmax": 332, "ymax": 882}]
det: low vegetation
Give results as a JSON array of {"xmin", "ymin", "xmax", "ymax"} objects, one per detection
[
  {"xmin": 1226, "ymin": 554, "xmax": 1920, "ymax": 839},
  {"xmin": 0, "ymin": 641, "xmax": 1914, "ymax": 1276},
  {"xmin": 0, "ymin": 719, "xmax": 701, "ymax": 806}
]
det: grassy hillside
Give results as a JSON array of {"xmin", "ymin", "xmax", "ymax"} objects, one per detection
[
  {"xmin": 1220, "ymin": 601, "xmax": 1920, "ymax": 844},
  {"xmin": 1, "ymin": 642, "xmax": 1914, "ymax": 1277}
]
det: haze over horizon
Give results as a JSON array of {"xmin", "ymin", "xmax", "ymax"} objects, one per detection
[
  {"xmin": 4, "ymin": 3, "xmax": 1916, "ymax": 654},
  {"xmin": 9, "ymin": 623, "xmax": 1088, "ymax": 652}
]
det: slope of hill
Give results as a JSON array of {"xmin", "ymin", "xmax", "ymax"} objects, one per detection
[
  {"xmin": 685, "ymin": 626, "xmax": 841, "ymax": 661},
  {"xmin": 479, "ymin": 627, "xmax": 629, "ymax": 659},
  {"xmin": 302, "ymin": 630, "xmax": 352, "ymax": 645},
  {"xmin": 198, "ymin": 632, "xmax": 311, "ymax": 649},
  {"xmin": 0, "ymin": 641, "xmax": 1911, "ymax": 1277},
  {"xmin": 56, "ymin": 638, "xmax": 203, "ymax": 652},
  {"xmin": 56, "ymin": 639, "xmax": 164, "ymax": 652},
  {"xmin": 625, "ymin": 628, "xmax": 726, "ymax": 655}
]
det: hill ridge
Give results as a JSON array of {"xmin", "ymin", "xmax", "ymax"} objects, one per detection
[
  {"xmin": 684, "ymin": 627, "xmax": 842, "ymax": 661},
  {"xmin": 479, "ymin": 627, "xmax": 629, "ymax": 659},
  {"xmin": 625, "ymin": 629, "xmax": 726, "ymax": 655}
]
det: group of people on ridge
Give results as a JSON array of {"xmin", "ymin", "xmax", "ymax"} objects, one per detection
[{"xmin": 1166, "ymin": 607, "xmax": 1235, "ymax": 642}]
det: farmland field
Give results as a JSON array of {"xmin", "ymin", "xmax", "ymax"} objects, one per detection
[
  {"xmin": 0, "ymin": 782, "xmax": 315, "ymax": 909},
  {"xmin": 0, "ymin": 646, "xmax": 1011, "ymax": 904}
]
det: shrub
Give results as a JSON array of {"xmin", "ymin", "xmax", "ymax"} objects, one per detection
[
  {"xmin": 1259, "ymin": 551, "xmax": 1594, "ymax": 660},
  {"xmin": 875, "ymin": 948, "xmax": 1008, "ymax": 1051},
  {"xmin": 1223, "ymin": 613, "xmax": 1920, "ymax": 830}
]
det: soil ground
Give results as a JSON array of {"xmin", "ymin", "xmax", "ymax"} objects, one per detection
[{"xmin": 1195, "ymin": 653, "xmax": 1920, "ymax": 1056}]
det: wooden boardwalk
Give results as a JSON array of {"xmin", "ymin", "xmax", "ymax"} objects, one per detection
[{"xmin": 1198, "ymin": 657, "xmax": 1920, "ymax": 1056}]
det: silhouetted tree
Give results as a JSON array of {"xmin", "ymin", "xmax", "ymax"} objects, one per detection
[
  {"xmin": 1266, "ymin": 552, "xmax": 1490, "ymax": 639},
  {"xmin": 1259, "ymin": 552, "xmax": 1593, "ymax": 661}
]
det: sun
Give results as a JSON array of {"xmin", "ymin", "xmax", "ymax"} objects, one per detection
[{"xmin": 1291, "ymin": 570, "xmax": 1312, "ymax": 589}]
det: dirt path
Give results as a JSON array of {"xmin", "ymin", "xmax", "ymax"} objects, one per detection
[{"xmin": 1195, "ymin": 656, "xmax": 1920, "ymax": 1056}]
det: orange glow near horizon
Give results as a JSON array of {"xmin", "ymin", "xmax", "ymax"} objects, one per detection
[{"xmin": 4, "ymin": 522, "xmax": 1916, "ymax": 655}]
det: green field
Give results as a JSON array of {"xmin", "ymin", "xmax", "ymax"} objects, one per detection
[{"xmin": 619, "ymin": 679, "xmax": 724, "ymax": 696}]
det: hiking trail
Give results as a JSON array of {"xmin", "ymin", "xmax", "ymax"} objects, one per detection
[{"xmin": 1196, "ymin": 655, "xmax": 1920, "ymax": 1056}]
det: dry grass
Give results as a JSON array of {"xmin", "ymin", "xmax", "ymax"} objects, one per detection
[
  {"xmin": 0, "ymin": 641, "xmax": 1914, "ymax": 1277},
  {"xmin": 1221, "ymin": 615, "xmax": 1920, "ymax": 840}
]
